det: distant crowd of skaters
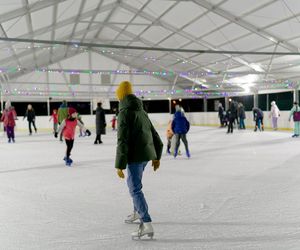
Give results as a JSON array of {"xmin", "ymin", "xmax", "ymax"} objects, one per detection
[
  {"xmin": 217, "ymin": 99, "xmax": 300, "ymax": 138},
  {"xmin": 217, "ymin": 99, "xmax": 280, "ymax": 133}
]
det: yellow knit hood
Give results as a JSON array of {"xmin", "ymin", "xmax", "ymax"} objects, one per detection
[{"xmin": 116, "ymin": 81, "xmax": 133, "ymax": 100}]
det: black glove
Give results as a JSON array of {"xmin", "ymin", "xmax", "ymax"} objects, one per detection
[
  {"xmin": 85, "ymin": 129, "xmax": 91, "ymax": 136},
  {"xmin": 54, "ymin": 132, "xmax": 58, "ymax": 138}
]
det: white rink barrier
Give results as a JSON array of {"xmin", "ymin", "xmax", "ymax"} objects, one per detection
[{"xmin": 5, "ymin": 111, "xmax": 294, "ymax": 131}]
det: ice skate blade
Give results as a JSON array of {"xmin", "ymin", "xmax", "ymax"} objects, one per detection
[
  {"xmin": 125, "ymin": 220, "xmax": 140, "ymax": 224},
  {"xmin": 132, "ymin": 232, "xmax": 154, "ymax": 241}
]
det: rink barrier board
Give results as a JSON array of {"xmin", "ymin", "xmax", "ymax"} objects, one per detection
[{"xmin": 0, "ymin": 111, "xmax": 295, "ymax": 132}]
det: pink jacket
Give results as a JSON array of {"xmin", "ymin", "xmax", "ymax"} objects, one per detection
[
  {"xmin": 1, "ymin": 108, "xmax": 17, "ymax": 127},
  {"xmin": 58, "ymin": 118, "xmax": 85, "ymax": 140}
]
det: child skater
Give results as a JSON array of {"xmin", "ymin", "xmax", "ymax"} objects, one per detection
[
  {"xmin": 49, "ymin": 109, "xmax": 58, "ymax": 136},
  {"xmin": 166, "ymin": 118, "xmax": 174, "ymax": 154},
  {"xmin": 55, "ymin": 107, "xmax": 91, "ymax": 166},
  {"xmin": 77, "ymin": 113, "xmax": 85, "ymax": 137},
  {"xmin": 1, "ymin": 101, "xmax": 17, "ymax": 143},
  {"xmin": 111, "ymin": 115, "xmax": 117, "ymax": 131}
]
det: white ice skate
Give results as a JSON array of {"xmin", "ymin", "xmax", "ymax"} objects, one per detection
[
  {"xmin": 131, "ymin": 222, "xmax": 154, "ymax": 240},
  {"xmin": 124, "ymin": 211, "xmax": 140, "ymax": 224}
]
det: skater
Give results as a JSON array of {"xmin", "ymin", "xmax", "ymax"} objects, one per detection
[
  {"xmin": 288, "ymin": 101, "xmax": 300, "ymax": 137},
  {"xmin": 218, "ymin": 103, "xmax": 224, "ymax": 127},
  {"xmin": 94, "ymin": 102, "xmax": 106, "ymax": 144},
  {"xmin": 77, "ymin": 113, "xmax": 85, "ymax": 137},
  {"xmin": 166, "ymin": 116, "xmax": 174, "ymax": 154},
  {"xmin": 226, "ymin": 99, "xmax": 237, "ymax": 133},
  {"xmin": 253, "ymin": 107, "xmax": 264, "ymax": 131},
  {"xmin": 111, "ymin": 115, "xmax": 117, "ymax": 131},
  {"xmin": 58, "ymin": 100, "xmax": 68, "ymax": 142},
  {"xmin": 238, "ymin": 102, "xmax": 246, "ymax": 129},
  {"xmin": 114, "ymin": 81, "xmax": 163, "ymax": 240},
  {"xmin": 55, "ymin": 107, "xmax": 91, "ymax": 166},
  {"xmin": 1, "ymin": 101, "xmax": 17, "ymax": 143},
  {"xmin": 270, "ymin": 101, "xmax": 280, "ymax": 130},
  {"xmin": 49, "ymin": 109, "xmax": 58, "ymax": 136},
  {"xmin": 172, "ymin": 107, "xmax": 190, "ymax": 158},
  {"xmin": 23, "ymin": 104, "xmax": 37, "ymax": 135}
]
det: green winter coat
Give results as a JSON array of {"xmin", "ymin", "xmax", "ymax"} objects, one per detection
[
  {"xmin": 115, "ymin": 94, "xmax": 163, "ymax": 169},
  {"xmin": 58, "ymin": 103, "xmax": 68, "ymax": 124}
]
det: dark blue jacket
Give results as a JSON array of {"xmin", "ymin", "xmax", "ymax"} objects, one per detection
[
  {"xmin": 253, "ymin": 108, "xmax": 263, "ymax": 119},
  {"xmin": 172, "ymin": 111, "xmax": 190, "ymax": 134}
]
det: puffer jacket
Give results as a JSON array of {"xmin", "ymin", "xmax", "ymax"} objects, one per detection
[
  {"xmin": 172, "ymin": 111, "xmax": 190, "ymax": 134},
  {"xmin": 115, "ymin": 94, "xmax": 163, "ymax": 169}
]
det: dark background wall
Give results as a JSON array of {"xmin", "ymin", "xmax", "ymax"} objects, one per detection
[{"xmin": 3, "ymin": 91, "xmax": 295, "ymax": 116}]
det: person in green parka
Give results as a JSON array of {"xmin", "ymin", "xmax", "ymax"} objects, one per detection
[
  {"xmin": 288, "ymin": 101, "xmax": 300, "ymax": 137},
  {"xmin": 115, "ymin": 81, "xmax": 163, "ymax": 240},
  {"xmin": 57, "ymin": 100, "xmax": 68, "ymax": 141}
]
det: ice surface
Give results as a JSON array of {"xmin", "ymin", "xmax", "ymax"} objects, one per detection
[{"xmin": 1, "ymin": 127, "xmax": 300, "ymax": 249}]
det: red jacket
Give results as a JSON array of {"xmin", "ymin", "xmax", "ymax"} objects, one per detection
[
  {"xmin": 51, "ymin": 113, "xmax": 58, "ymax": 124},
  {"xmin": 1, "ymin": 108, "xmax": 17, "ymax": 127}
]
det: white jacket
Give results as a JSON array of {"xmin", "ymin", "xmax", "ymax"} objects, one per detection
[{"xmin": 270, "ymin": 104, "xmax": 280, "ymax": 118}]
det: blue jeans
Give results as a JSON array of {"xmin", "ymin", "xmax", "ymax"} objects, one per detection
[
  {"xmin": 239, "ymin": 117, "xmax": 245, "ymax": 129},
  {"xmin": 127, "ymin": 162, "xmax": 152, "ymax": 223}
]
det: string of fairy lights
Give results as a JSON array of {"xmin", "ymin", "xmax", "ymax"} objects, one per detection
[
  {"xmin": 0, "ymin": 81, "xmax": 296, "ymax": 98},
  {"xmin": 0, "ymin": 43, "xmax": 299, "ymax": 98},
  {"xmin": 1, "ymin": 66, "xmax": 300, "ymax": 81}
]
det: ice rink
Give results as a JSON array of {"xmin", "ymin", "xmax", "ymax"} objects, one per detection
[{"xmin": 1, "ymin": 126, "xmax": 300, "ymax": 250}]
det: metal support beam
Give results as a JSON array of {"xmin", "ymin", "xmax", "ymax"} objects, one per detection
[
  {"xmin": 225, "ymin": 96, "xmax": 229, "ymax": 111},
  {"xmin": 172, "ymin": 75, "xmax": 179, "ymax": 90},
  {"xmin": 192, "ymin": 0, "xmax": 299, "ymax": 53},
  {"xmin": 294, "ymin": 87, "xmax": 299, "ymax": 103},
  {"xmin": 253, "ymin": 89, "xmax": 259, "ymax": 108},
  {"xmin": 0, "ymin": 0, "xmax": 67, "ymax": 24},
  {"xmin": 90, "ymin": 100, "xmax": 93, "ymax": 115},
  {"xmin": 203, "ymin": 98, "xmax": 207, "ymax": 112},
  {"xmin": 2, "ymin": 37, "xmax": 300, "ymax": 56},
  {"xmin": 47, "ymin": 97, "xmax": 50, "ymax": 116}
]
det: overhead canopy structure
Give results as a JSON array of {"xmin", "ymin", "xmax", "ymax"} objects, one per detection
[{"xmin": 1, "ymin": 0, "xmax": 300, "ymax": 101}]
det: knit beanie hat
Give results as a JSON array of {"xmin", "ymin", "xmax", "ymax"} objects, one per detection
[
  {"xmin": 68, "ymin": 107, "xmax": 77, "ymax": 116},
  {"xmin": 116, "ymin": 81, "xmax": 133, "ymax": 100}
]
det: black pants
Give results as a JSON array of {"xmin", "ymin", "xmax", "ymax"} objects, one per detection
[
  {"xmin": 219, "ymin": 117, "xmax": 223, "ymax": 126},
  {"xmin": 65, "ymin": 139, "xmax": 74, "ymax": 158},
  {"xmin": 228, "ymin": 117, "xmax": 235, "ymax": 133},
  {"xmin": 167, "ymin": 137, "xmax": 172, "ymax": 152},
  {"xmin": 94, "ymin": 134, "xmax": 102, "ymax": 144},
  {"xmin": 28, "ymin": 120, "xmax": 37, "ymax": 134},
  {"xmin": 175, "ymin": 134, "xmax": 189, "ymax": 153}
]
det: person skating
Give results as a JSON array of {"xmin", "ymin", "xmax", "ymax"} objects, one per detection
[
  {"xmin": 57, "ymin": 100, "xmax": 68, "ymax": 142},
  {"xmin": 226, "ymin": 99, "xmax": 237, "ymax": 133},
  {"xmin": 56, "ymin": 107, "xmax": 91, "ymax": 166},
  {"xmin": 94, "ymin": 102, "xmax": 106, "ymax": 144},
  {"xmin": 111, "ymin": 115, "xmax": 117, "ymax": 131},
  {"xmin": 270, "ymin": 101, "xmax": 280, "ymax": 130},
  {"xmin": 1, "ymin": 101, "xmax": 17, "ymax": 143},
  {"xmin": 114, "ymin": 81, "xmax": 163, "ymax": 240},
  {"xmin": 253, "ymin": 107, "xmax": 264, "ymax": 131},
  {"xmin": 238, "ymin": 102, "xmax": 246, "ymax": 129},
  {"xmin": 23, "ymin": 104, "xmax": 37, "ymax": 135},
  {"xmin": 218, "ymin": 103, "xmax": 224, "ymax": 127},
  {"xmin": 49, "ymin": 109, "xmax": 58, "ymax": 136},
  {"xmin": 77, "ymin": 113, "xmax": 85, "ymax": 137},
  {"xmin": 288, "ymin": 102, "xmax": 300, "ymax": 137},
  {"xmin": 166, "ymin": 117, "xmax": 174, "ymax": 154},
  {"xmin": 172, "ymin": 107, "xmax": 190, "ymax": 158}
]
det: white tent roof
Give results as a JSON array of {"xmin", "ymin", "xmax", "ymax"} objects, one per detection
[{"xmin": 0, "ymin": 0, "xmax": 300, "ymax": 100}]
